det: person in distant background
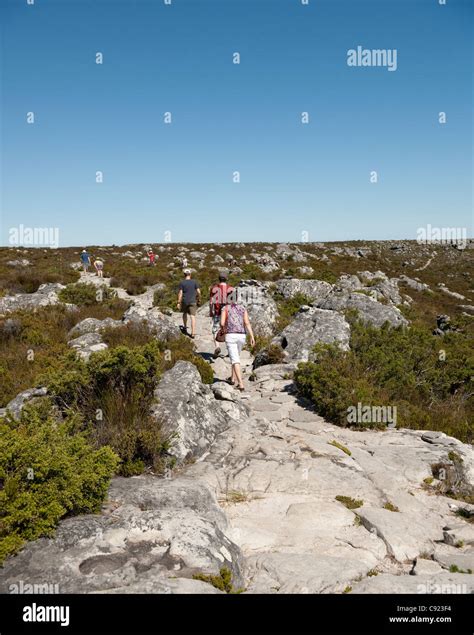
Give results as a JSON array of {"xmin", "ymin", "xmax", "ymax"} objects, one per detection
[
  {"xmin": 80, "ymin": 249, "xmax": 91, "ymax": 273},
  {"xmin": 148, "ymin": 249, "xmax": 156, "ymax": 266},
  {"xmin": 181, "ymin": 256, "xmax": 188, "ymax": 269},
  {"xmin": 220, "ymin": 289, "xmax": 255, "ymax": 391},
  {"xmin": 209, "ymin": 272, "xmax": 233, "ymax": 359},
  {"xmin": 94, "ymin": 258, "xmax": 104, "ymax": 278},
  {"xmin": 177, "ymin": 269, "xmax": 201, "ymax": 339}
]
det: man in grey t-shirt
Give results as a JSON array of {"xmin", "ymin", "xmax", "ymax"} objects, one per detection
[{"xmin": 177, "ymin": 269, "xmax": 201, "ymax": 339}]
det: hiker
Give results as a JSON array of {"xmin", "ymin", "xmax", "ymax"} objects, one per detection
[
  {"xmin": 209, "ymin": 272, "xmax": 233, "ymax": 358},
  {"xmin": 148, "ymin": 249, "xmax": 156, "ymax": 266},
  {"xmin": 177, "ymin": 269, "xmax": 201, "ymax": 339},
  {"xmin": 181, "ymin": 256, "xmax": 188, "ymax": 269},
  {"xmin": 94, "ymin": 258, "xmax": 104, "ymax": 278},
  {"xmin": 80, "ymin": 249, "xmax": 91, "ymax": 273},
  {"xmin": 220, "ymin": 289, "xmax": 255, "ymax": 391}
]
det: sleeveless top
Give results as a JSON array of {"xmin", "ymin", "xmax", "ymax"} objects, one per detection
[{"xmin": 226, "ymin": 304, "xmax": 246, "ymax": 334}]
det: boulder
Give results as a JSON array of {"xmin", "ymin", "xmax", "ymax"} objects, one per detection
[
  {"xmin": 6, "ymin": 259, "xmax": 30, "ymax": 267},
  {"xmin": 67, "ymin": 317, "xmax": 122, "ymax": 339},
  {"xmin": 0, "ymin": 475, "xmax": 244, "ymax": 593},
  {"xmin": 275, "ymin": 307, "xmax": 350, "ymax": 362},
  {"xmin": 356, "ymin": 271, "xmax": 403, "ymax": 305},
  {"xmin": 0, "ymin": 283, "xmax": 68, "ymax": 316},
  {"xmin": 123, "ymin": 305, "xmax": 180, "ymax": 340},
  {"xmin": 68, "ymin": 332, "xmax": 108, "ymax": 360},
  {"xmin": 151, "ymin": 362, "xmax": 230, "ymax": 464},
  {"xmin": 2, "ymin": 387, "xmax": 48, "ymax": 420},
  {"xmin": 275, "ymin": 278, "xmax": 333, "ymax": 303},
  {"xmin": 398, "ymin": 275, "xmax": 430, "ymax": 292},
  {"xmin": 236, "ymin": 280, "xmax": 279, "ymax": 337},
  {"xmin": 318, "ymin": 291, "xmax": 408, "ymax": 328}
]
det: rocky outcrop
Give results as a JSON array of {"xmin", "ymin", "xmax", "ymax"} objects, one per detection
[
  {"xmin": 67, "ymin": 317, "xmax": 122, "ymax": 339},
  {"xmin": 356, "ymin": 271, "xmax": 403, "ymax": 305},
  {"xmin": 236, "ymin": 280, "xmax": 279, "ymax": 337},
  {"xmin": 319, "ymin": 291, "xmax": 408, "ymax": 328},
  {"xmin": 0, "ymin": 475, "xmax": 244, "ymax": 594},
  {"xmin": 275, "ymin": 278, "xmax": 333, "ymax": 303},
  {"xmin": 151, "ymin": 362, "xmax": 230, "ymax": 464},
  {"xmin": 0, "ymin": 387, "xmax": 48, "ymax": 420},
  {"xmin": 6, "ymin": 259, "xmax": 30, "ymax": 267},
  {"xmin": 398, "ymin": 275, "xmax": 430, "ymax": 292},
  {"xmin": 275, "ymin": 307, "xmax": 350, "ymax": 362},
  {"xmin": 0, "ymin": 283, "xmax": 71, "ymax": 316},
  {"xmin": 68, "ymin": 332, "xmax": 108, "ymax": 360},
  {"xmin": 274, "ymin": 274, "xmax": 408, "ymax": 331},
  {"xmin": 123, "ymin": 304, "xmax": 180, "ymax": 340}
]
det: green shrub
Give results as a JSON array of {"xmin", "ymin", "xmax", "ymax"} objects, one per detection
[
  {"xmin": 157, "ymin": 337, "xmax": 214, "ymax": 384},
  {"xmin": 59, "ymin": 283, "xmax": 116, "ymax": 306},
  {"xmin": 294, "ymin": 321, "xmax": 473, "ymax": 442},
  {"xmin": 45, "ymin": 342, "xmax": 170, "ymax": 475},
  {"xmin": 250, "ymin": 335, "xmax": 285, "ymax": 366},
  {"xmin": 0, "ymin": 402, "xmax": 119, "ymax": 563}
]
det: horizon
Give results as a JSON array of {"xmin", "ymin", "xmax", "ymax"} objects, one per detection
[{"xmin": 1, "ymin": 0, "xmax": 473, "ymax": 246}]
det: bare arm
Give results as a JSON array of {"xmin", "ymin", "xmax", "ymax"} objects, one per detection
[
  {"xmin": 220, "ymin": 307, "xmax": 227, "ymax": 329},
  {"xmin": 177, "ymin": 289, "xmax": 183, "ymax": 308},
  {"xmin": 244, "ymin": 310, "xmax": 255, "ymax": 346}
]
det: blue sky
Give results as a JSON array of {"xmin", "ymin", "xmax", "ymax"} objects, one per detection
[{"xmin": 1, "ymin": 0, "xmax": 472, "ymax": 246}]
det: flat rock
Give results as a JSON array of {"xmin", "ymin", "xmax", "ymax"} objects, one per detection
[
  {"xmin": 0, "ymin": 475, "xmax": 244, "ymax": 594},
  {"xmin": 350, "ymin": 572, "xmax": 474, "ymax": 594},
  {"xmin": 358, "ymin": 508, "xmax": 444, "ymax": 562}
]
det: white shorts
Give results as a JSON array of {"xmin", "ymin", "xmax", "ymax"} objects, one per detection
[{"xmin": 225, "ymin": 333, "xmax": 246, "ymax": 364}]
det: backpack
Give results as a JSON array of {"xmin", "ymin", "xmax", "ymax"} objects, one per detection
[{"xmin": 210, "ymin": 283, "xmax": 233, "ymax": 317}]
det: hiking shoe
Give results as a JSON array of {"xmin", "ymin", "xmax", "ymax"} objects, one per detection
[{"xmin": 213, "ymin": 347, "xmax": 221, "ymax": 358}]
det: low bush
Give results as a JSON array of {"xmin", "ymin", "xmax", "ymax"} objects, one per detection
[
  {"xmin": 0, "ymin": 401, "xmax": 119, "ymax": 563},
  {"xmin": 45, "ymin": 342, "xmax": 169, "ymax": 476},
  {"xmin": 294, "ymin": 320, "xmax": 473, "ymax": 442},
  {"xmin": 0, "ymin": 303, "xmax": 129, "ymax": 407},
  {"xmin": 59, "ymin": 283, "xmax": 116, "ymax": 306}
]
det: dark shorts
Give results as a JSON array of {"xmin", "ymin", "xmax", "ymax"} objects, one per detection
[{"xmin": 182, "ymin": 303, "xmax": 197, "ymax": 316}]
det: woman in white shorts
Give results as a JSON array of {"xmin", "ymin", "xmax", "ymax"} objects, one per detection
[{"xmin": 220, "ymin": 292, "xmax": 255, "ymax": 391}]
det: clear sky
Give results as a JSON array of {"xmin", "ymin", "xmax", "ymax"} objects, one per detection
[{"xmin": 0, "ymin": 0, "xmax": 472, "ymax": 247}]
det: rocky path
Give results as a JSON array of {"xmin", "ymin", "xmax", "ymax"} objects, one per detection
[
  {"xmin": 1, "ymin": 287, "xmax": 473, "ymax": 595},
  {"xmin": 176, "ymin": 313, "xmax": 474, "ymax": 593}
]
